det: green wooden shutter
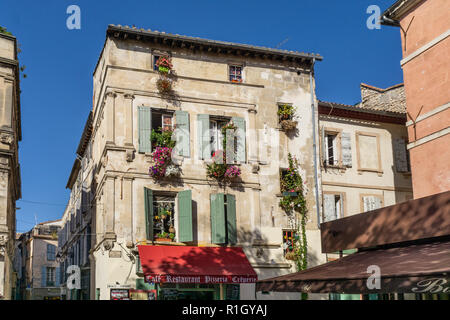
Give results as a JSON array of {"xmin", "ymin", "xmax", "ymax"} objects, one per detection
[
  {"xmin": 175, "ymin": 110, "xmax": 190, "ymax": 157},
  {"xmin": 197, "ymin": 114, "xmax": 211, "ymax": 160},
  {"xmin": 41, "ymin": 266, "xmax": 47, "ymax": 287},
  {"xmin": 138, "ymin": 106, "xmax": 152, "ymax": 153},
  {"xmin": 210, "ymin": 193, "xmax": 226, "ymax": 244},
  {"xmin": 232, "ymin": 117, "xmax": 246, "ymax": 163},
  {"xmin": 177, "ymin": 190, "xmax": 193, "ymax": 242},
  {"xmin": 226, "ymin": 194, "xmax": 237, "ymax": 244},
  {"xmin": 144, "ymin": 188, "xmax": 153, "ymax": 240}
]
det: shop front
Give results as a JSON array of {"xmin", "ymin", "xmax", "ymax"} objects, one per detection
[
  {"xmin": 137, "ymin": 245, "xmax": 257, "ymax": 300},
  {"xmin": 257, "ymin": 191, "xmax": 450, "ymax": 300}
]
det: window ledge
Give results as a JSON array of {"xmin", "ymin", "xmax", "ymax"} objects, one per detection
[
  {"xmin": 357, "ymin": 169, "xmax": 384, "ymax": 176},
  {"xmin": 324, "ymin": 164, "xmax": 348, "ymax": 170},
  {"xmin": 151, "ymin": 241, "xmax": 187, "ymax": 246}
]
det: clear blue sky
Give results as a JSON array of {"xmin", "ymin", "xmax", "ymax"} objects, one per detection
[{"xmin": 1, "ymin": 0, "xmax": 403, "ymax": 233}]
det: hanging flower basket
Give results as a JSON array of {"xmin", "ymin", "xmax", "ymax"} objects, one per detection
[
  {"xmin": 285, "ymin": 251, "xmax": 297, "ymax": 261},
  {"xmin": 280, "ymin": 120, "xmax": 298, "ymax": 131},
  {"xmin": 156, "ymin": 78, "xmax": 173, "ymax": 94}
]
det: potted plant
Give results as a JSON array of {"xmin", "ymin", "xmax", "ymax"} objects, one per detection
[
  {"xmin": 285, "ymin": 251, "xmax": 296, "ymax": 261},
  {"xmin": 277, "ymin": 104, "xmax": 298, "ymax": 131},
  {"xmin": 277, "ymin": 104, "xmax": 294, "ymax": 119},
  {"xmin": 280, "ymin": 119, "xmax": 298, "ymax": 131},
  {"xmin": 155, "ymin": 56, "xmax": 173, "ymax": 74},
  {"xmin": 155, "ymin": 231, "xmax": 172, "ymax": 242}
]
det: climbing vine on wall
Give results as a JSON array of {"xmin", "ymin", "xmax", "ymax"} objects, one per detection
[{"xmin": 279, "ymin": 153, "xmax": 308, "ymax": 271}]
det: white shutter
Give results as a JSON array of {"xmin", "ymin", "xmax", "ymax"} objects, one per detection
[
  {"xmin": 341, "ymin": 132, "xmax": 352, "ymax": 167},
  {"xmin": 362, "ymin": 196, "xmax": 370, "ymax": 212},
  {"xmin": 336, "ymin": 195, "xmax": 343, "ymax": 219},
  {"xmin": 373, "ymin": 196, "xmax": 382, "ymax": 210},
  {"xmin": 321, "ymin": 127, "xmax": 326, "ymax": 165},
  {"xmin": 393, "ymin": 138, "xmax": 408, "ymax": 172},
  {"xmin": 323, "ymin": 194, "xmax": 336, "ymax": 222},
  {"xmin": 363, "ymin": 196, "xmax": 382, "ymax": 212}
]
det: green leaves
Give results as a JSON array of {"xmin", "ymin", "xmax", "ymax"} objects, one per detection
[
  {"xmin": 150, "ymin": 128, "xmax": 176, "ymax": 149},
  {"xmin": 0, "ymin": 26, "xmax": 12, "ymax": 35},
  {"xmin": 279, "ymin": 153, "xmax": 308, "ymax": 271}
]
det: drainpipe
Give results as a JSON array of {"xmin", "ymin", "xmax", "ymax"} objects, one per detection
[{"xmin": 309, "ymin": 58, "xmax": 321, "ymax": 229}]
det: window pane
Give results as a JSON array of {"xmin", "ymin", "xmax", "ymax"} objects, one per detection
[
  {"xmin": 162, "ymin": 114, "xmax": 173, "ymax": 131},
  {"xmin": 153, "ymin": 196, "xmax": 175, "ymax": 241},
  {"xmin": 152, "ymin": 112, "xmax": 162, "ymax": 131},
  {"xmin": 153, "ymin": 55, "xmax": 160, "ymax": 71}
]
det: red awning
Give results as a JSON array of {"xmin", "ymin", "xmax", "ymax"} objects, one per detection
[{"xmin": 137, "ymin": 245, "xmax": 257, "ymax": 284}]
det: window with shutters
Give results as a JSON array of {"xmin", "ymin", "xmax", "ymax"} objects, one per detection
[
  {"xmin": 209, "ymin": 119, "xmax": 229, "ymax": 158},
  {"xmin": 361, "ymin": 194, "xmax": 383, "ymax": 212},
  {"xmin": 321, "ymin": 127, "xmax": 353, "ymax": 168},
  {"xmin": 323, "ymin": 193, "xmax": 344, "ymax": 222},
  {"xmin": 139, "ymin": 107, "xmax": 190, "ymax": 158},
  {"xmin": 325, "ymin": 133, "xmax": 339, "ymax": 166},
  {"xmin": 46, "ymin": 267, "xmax": 56, "ymax": 287},
  {"xmin": 198, "ymin": 115, "xmax": 246, "ymax": 163},
  {"xmin": 144, "ymin": 188, "xmax": 193, "ymax": 243}
]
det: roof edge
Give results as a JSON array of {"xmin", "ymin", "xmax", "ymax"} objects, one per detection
[
  {"xmin": 360, "ymin": 82, "xmax": 404, "ymax": 92},
  {"xmin": 106, "ymin": 24, "xmax": 323, "ymax": 62}
]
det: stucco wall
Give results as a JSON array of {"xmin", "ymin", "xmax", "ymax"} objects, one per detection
[{"xmin": 320, "ymin": 115, "xmax": 413, "ymax": 218}]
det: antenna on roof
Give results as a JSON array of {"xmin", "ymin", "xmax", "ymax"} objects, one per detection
[{"xmin": 275, "ymin": 38, "xmax": 289, "ymax": 49}]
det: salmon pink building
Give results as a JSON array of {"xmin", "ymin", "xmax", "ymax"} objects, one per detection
[{"xmin": 382, "ymin": 0, "xmax": 450, "ymax": 198}]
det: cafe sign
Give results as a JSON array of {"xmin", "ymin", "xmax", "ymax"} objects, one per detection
[{"xmin": 145, "ymin": 274, "xmax": 257, "ymax": 284}]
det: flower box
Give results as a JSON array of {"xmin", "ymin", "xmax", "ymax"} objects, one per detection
[
  {"xmin": 285, "ymin": 252, "xmax": 296, "ymax": 261},
  {"xmin": 155, "ymin": 238, "xmax": 172, "ymax": 243},
  {"xmin": 280, "ymin": 120, "xmax": 298, "ymax": 131}
]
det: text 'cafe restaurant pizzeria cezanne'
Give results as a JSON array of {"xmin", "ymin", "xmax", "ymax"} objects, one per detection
[{"xmin": 135, "ymin": 245, "xmax": 257, "ymax": 300}]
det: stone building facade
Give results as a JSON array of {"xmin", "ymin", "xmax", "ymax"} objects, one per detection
[
  {"xmin": 58, "ymin": 24, "xmax": 327, "ymax": 300},
  {"xmin": 15, "ymin": 220, "xmax": 62, "ymax": 300},
  {"xmin": 0, "ymin": 32, "xmax": 22, "ymax": 300},
  {"xmin": 319, "ymin": 83, "xmax": 412, "ymax": 234},
  {"xmin": 58, "ymin": 113, "xmax": 94, "ymax": 300}
]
